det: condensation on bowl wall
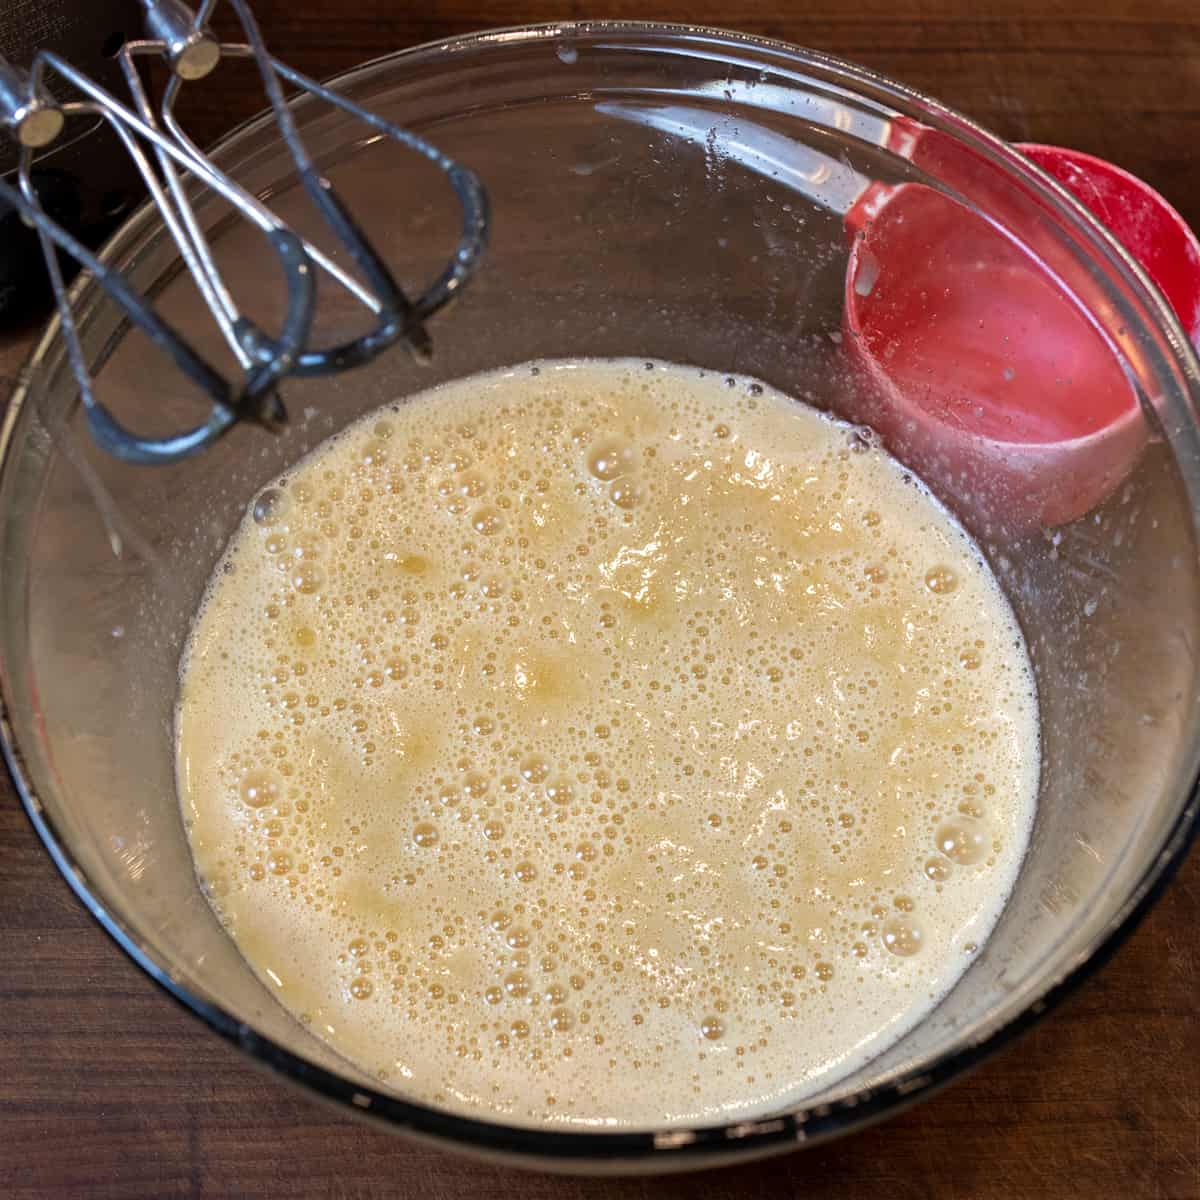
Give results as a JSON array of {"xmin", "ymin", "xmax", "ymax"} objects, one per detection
[{"xmin": 0, "ymin": 21, "xmax": 1198, "ymax": 1174}]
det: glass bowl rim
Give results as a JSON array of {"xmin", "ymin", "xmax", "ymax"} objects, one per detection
[{"xmin": 3, "ymin": 17, "xmax": 1200, "ymax": 1167}]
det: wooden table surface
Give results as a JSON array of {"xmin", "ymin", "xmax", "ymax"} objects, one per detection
[{"xmin": 2, "ymin": 1, "xmax": 1200, "ymax": 1196}]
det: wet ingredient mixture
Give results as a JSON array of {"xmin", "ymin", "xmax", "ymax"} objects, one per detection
[{"xmin": 177, "ymin": 358, "xmax": 1038, "ymax": 1128}]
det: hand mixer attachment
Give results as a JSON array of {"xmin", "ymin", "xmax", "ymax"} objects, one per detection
[{"xmin": 0, "ymin": 0, "xmax": 489, "ymax": 464}]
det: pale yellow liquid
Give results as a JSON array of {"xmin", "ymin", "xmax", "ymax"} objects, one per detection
[{"xmin": 177, "ymin": 359, "xmax": 1038, "ymax": 1129}]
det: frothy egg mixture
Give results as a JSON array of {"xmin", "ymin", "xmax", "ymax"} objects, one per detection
[{"xmin": 177, "ymin": 358, "xmax": 1038, "ymax": 1129}]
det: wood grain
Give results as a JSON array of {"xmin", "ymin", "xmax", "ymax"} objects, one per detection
[{"xmin": 2, "ymin": 1, "xmax": 1200, "ymax": 1196}]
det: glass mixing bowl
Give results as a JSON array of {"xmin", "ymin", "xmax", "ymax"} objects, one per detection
[{"xmin": 2, "ymin": 21, "xmax": 1199, "ymax": 1173}]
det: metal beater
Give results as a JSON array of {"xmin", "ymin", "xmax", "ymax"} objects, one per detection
[{"xmin": 0, "ymin": 0, "xmax": 489, "ymax": 464}]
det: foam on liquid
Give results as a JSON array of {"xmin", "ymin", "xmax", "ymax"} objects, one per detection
[{"xmin": 177, "ymin": 359, "xmax": 1038, "ymax": 1129}]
